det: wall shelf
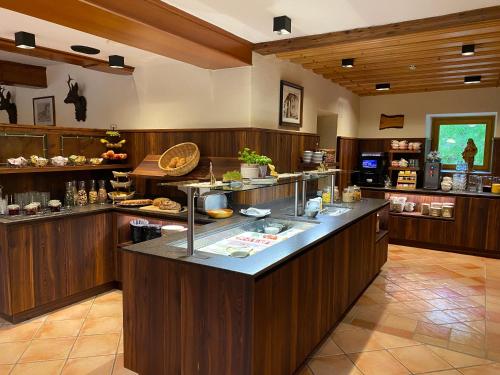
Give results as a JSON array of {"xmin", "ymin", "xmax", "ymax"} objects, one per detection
[
  {"xmin": 0, "ymin": 164, "xmax": 132, "ymax": 175},
  {"xmin": 389, "ymin": 167, "xmax": 420, "ymax": 171},
  {"xmin": 390, "ymin": 211, "xmax": 454, "ymax": 221},
  {"xmin": 388, "ymin": 150, "xmax": 422, "ymax": 154}
]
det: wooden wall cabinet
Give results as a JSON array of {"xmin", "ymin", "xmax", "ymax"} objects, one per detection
[{"xmin": 0, "ymin": 212, "xmax": 115, "ymax": 322}]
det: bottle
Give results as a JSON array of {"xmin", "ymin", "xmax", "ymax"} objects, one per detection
[
  {"xmin": 322, "ymin": 186, "xmax": 331, "ymax": 204},
  {"xmin": 71, "ymin": 180, "xmax": 78, "ymax": 206},
  {"xmin": 88, "ymin": 180, "xmax": 98, "ymax": 204},
  {"xmin": 98, "ymin": 180, "xmax": 107, "ymax": 204},
  {"xmin": 353, "ymin": 185, "xmax": 362, "ymax": 201},
  {"xmin": 77, "ymin": 181, "xmax": 88, "ymax": 206},
  {"xmin": 64, "ymin": 181, "xmax": 74, "ymax": 207}
]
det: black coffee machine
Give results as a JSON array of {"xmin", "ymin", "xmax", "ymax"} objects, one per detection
[{"xmin": 358, "ymin": 152, "xmax": 388, "ymax": 187}]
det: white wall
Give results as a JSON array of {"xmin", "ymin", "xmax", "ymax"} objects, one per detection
[
  {"xmin": 251, "ymin": 54, "xmax": 359, "ymax": 135},
  {"xmin": 358, "ymin": 87, "xmax": 500, "ymax": 138},
  {"xmin": 1, "ymin": 52, "xmax": 359, "ymax": 135}
]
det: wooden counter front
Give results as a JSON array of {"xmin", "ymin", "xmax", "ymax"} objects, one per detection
[{"xmin": 122, "ymin": 211, "xmax": 388, "ymax": 375}]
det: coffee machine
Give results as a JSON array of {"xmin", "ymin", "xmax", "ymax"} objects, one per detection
[
  {"xmin": 423, "ymin": 162, "xmax": 441, "ymax": 189},
  {"xmin": 358, "ymin": 152, "xmax": 388, "ymax": 187}
]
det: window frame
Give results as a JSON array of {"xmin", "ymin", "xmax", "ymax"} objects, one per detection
[{"xmin": 431, "ymin": 115, "xmax": 495, "ymax": 171}]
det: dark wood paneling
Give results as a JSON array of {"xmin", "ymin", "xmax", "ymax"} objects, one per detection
[
  {"xmin": 122, "ymin": 251, "xmax": 253, "ymax": 375},
  {"xmin": 67, "ymin": 212, "xmax": 114, "ymax": 295},
  {"xmin": 0, "ymin": 60, "xmax": 47, "ymax": 88},
  {"xmin": 493, "ymin": 138, "xmax": 500, "ymax": 176},
  {"xmin": 0, "ymin": 225, "xmax": 11, "ymax": 315},
  {"xmin": 336, "ymin": 137, "xmax": 359, "ymax": 190}
]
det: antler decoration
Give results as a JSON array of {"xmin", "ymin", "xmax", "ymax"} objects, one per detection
[
  {"xmin": 0, "ymin": 86, "xmax": 17, "ymax": 124},
  {"xmin": 64, "ymin": 74, "xmax": 87, "ymax": 122}
]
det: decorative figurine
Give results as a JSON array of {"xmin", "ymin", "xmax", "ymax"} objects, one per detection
[
  {"xmin": 462, "ymin": 138, "xmax": 478, "ymax": 171},
  {"xmin": 0, "ymin": 86, "xmax": 17, "ymax": 124},
  {"xmin": 64, "ymin": 75, "xmax": 87, "ymax": 122}
]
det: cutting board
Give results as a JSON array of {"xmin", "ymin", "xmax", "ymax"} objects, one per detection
[{"xmin": 139, "ymin": 205, "xmax": 187, "ymax": 214}]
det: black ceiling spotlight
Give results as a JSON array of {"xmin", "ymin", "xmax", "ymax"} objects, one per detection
[
  {"xmin": 71, "ymin": 45, "xmax": 100, "ymax": 55},
  {"xmin": 461, "ymin": 44, "xmax": 475, "ymax": 56},
  {"xmin": 375, "ymin": 83, "xmax": 391, "ymax": 91},
  {"xmin": 341, "ymin": 58, "xmax": 354, "ymax": 68},
  {"xmin": 109, "ymin": 55, "xmax": 125, "ymax": 69},
  {"xmin": 273, "ymin": 16, "xmax": 291, "ymax": 35},
  {"xmin": 15, "ymin": 31, "xmax": 35, "ymax": 49},
  {"xmin": 464, "ymin": 75, "xmax": 481, "ymax": 84}
]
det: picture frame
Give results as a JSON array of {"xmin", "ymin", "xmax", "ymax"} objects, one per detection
[
  {"xmin": 279, "ymin": 80, "xmax": 303, "ymax": 128},
  {"xmin": 33, "ymin": 96, "xmax": 56, "ymax": 126}
]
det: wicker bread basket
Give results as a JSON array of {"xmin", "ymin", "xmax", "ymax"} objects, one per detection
[{"xmin": 158, "ymin": 142, "xmax": 200, "ymax": 176}]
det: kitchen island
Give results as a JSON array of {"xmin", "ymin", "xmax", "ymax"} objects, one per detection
[{"xmin": 121, "ymin": 198, "xmax": 388, "ymax": 375}]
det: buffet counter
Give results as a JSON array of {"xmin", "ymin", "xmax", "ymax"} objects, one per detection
[
  {"xmin": 362, "ymin": 186, "xmax": 500, "ymax": 257},
  {"xmin": 120, "ymin": 198, "xmax": 388, "ymax": 375}
]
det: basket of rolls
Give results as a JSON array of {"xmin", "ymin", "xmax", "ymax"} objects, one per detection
[{"xmin": 158, "ymin": 142, "xmax": 200, "ymax": 176}]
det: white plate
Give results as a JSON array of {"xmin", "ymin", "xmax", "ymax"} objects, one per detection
[{"xmin": 239, "ymin": 208, "xmax": 271, "ymax": 218}]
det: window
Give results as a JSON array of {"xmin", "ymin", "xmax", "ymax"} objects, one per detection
[{"xmin": 431, "ymin": 116, "xmax": 495, "ymax": 171}]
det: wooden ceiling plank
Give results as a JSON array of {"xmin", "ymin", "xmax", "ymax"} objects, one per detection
[
  {"xmin": 0, "ymin": 37, "xmax": 135, "ymax": 75},
  {"xmin": 256, "ymin": 9, "xmax": 500, "ymax": 55},
  {"xmin": 0, "ymin": 0, "xmax": 252, "ymax": 69},
  {"xmin": 357, "ymin": 82, "xmax": 498, "ymax": 96}
]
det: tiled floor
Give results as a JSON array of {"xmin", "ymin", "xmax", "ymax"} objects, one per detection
[
  {"xmin": 1, "ymin": 244, "xmax": 500, "ymax": 374},
  {"xmin": 303, "ymin": 244, "xmax": 500, "ymax": 375}
]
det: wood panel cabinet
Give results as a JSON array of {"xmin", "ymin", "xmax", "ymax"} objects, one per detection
[{"xmin": 0, "ymin": 212, "xmax": 115, "ymax": 322}]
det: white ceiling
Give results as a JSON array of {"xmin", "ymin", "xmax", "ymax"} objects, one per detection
[
  {"xmin": 1, "ymin": 1, "xmax": 500, "ymax": 69},
  {"xmin": 163, "ymin": 0, "xmax": 500, "ymax": 43},
  {"xmin": 0, "ymin": 8, "xmax": 168, "ymax": 68}
]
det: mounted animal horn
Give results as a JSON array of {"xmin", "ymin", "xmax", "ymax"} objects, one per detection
[
  {"xmin": 0, "ymin": 86, "xmax": 17, "ymax": 124},
  {"xmin": 64, "ymin": 74, "xmax": 87, "ymax": 122}
]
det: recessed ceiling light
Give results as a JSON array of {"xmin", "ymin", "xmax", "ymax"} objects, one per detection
[
  {"xmin": 109, "ymin": 55, "xmax": 125, "ymax": 69},
  {"xmin": 409, "ymin": 64, "xmax": 417, "ymax": 71},
  {"xmin": 464, "ymin": 75, "xmax": 481, "ymax": 84},
  {"xmin": 375, "ymin": 83, "xmax": 390, "ymax": 91},
  {"xmin": 461, "ymin": 44, "xmax": 475, "ymax": 56},
  {"xmin": 341, "ymin": 58, "xmax": 354, "ymax": 68},
  {"xmin": 15, "ymin": 31, "xmax": 35, "ymax": 49},
  {"xmin": 273, "ymin": 16, "xmax": 291, "ymax": 35},
  {"xmin": 71, "ymin": 45, "xmax": 100, "ymax": 55}
]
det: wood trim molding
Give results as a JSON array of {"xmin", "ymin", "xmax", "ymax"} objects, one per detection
[
  {"xmin": 0, "ymin": 0, "xmax": 252, "ymax": 69},
  {"xmin": 0, "ymin": 37, "xmax": 134, "ymax": 76},
  {"xmin": 0, "ymin": 60, "xmax": 47, "ymax": 88},
  {"xmin": 254, "ymin": 6, "xmax": 500, "ymax": 55}
]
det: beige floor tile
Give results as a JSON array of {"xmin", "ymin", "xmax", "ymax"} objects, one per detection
[
  {"xmin": 19, "ymin": 337, "xmax": 75, "ymax": 363},
  {"xmin": 458, "ymin": 363, "xmax": 500, "ymax": 375},
  {"xmin": 0, "ymin": 321, "xmax": 42, "ymax": 343},
  {"xmin": 10, "ymin": 360, "xmax": 65, "ymax": 375},
  {"xmin": 62, "ymin": 355, "xmax": 115, "ymax": 375},
  {"xmin": 87, "ymin": 303, "xmax": 123, "ymax": 319},
  {"xmin": 331, "ymin": 327, "xmax": 385, "ymax": 353},
  {"xmin": 379, "ymin": 314, "xmax": 418, "ymax": 337},
  {"xmin": 69, "ymin": 334, "xmax": 120, "ymax": 358},
  {"xmin": 415, "ymin": 321, "xmax": 451, "ymax": 340},
  {"xmin": 428, "ymin": 299, "xmax": 461, "ymax": 310},
  {"xmin": 0, "ymin": 365, "xmax": 13, "ymax": 375},
  {"xmin": 112, "ymin": 354, "xmax": 138, "ymax": 375},
  {"xmin": 404, "ymin": 300, "xmax": 439, "ymax": 312},
  {"xmin": 34, "ymin": 319, "xmax": 84, "ymax": 339},
  {"xmin": 349, "ymin": 350, "xmax": 410, "ymax": 375},
  {"xmin": 80, "ymin": 317, "xmax": 123, "ymax": 336},
  {"xmin": 308, "ymin": 354, "xmax": 362, "ymax": 375},
  {"xmin": 0, "ymin": 341, "xmax": 30, "ymax": 365},
  {"xmin": 417, "ymin": 370, "xmax": 461, "ymax": 375},
  {"xmin": 94, "ymin": 291, "xmax": 123, "ymax": 305},
  {"xmin": 449, "ymin": 329, "xmax": 484, "ymax": 349},
  {"xmin": 370, "ymin": 331, "xmax": 420, "ymax": 349},
  {"xmin": 389, "ymin": 345, "xmax": 452, "ymax": 373},
  {"xmin": 312, "ymin": 337, "xmax": 343, "ymax": 357},
  {"xmin": 117, "ymin": 333, "xmax": 124, "ymax": 354},
  {"xmin": 427, "ymin": 345, "xmax": 491, "ymax": 367},
  {"xmin": 46, "ymin": 304, "xmax": 91, "ymax": 322}
]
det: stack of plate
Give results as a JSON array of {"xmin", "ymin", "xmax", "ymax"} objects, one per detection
[
  {"xmin": 312, "ymin": 151, "xmax": 324, "ymax": 163},
  {"xmin": 303, "ymin": 150, "xmax": 313, "ymax": 163}
]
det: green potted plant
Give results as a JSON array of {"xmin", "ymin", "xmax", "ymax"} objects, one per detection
[
  {"xmin": 255, "ymin": 154, "xmax": 272, "ymax": 178},
  {"xmin": 238, "ymin": 148, "xmax": 260, "ymax": 178}
]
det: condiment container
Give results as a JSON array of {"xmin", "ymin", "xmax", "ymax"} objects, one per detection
[
  {"xmin": 430, "ymin": 207, "xmax": 442, "ymax": 217},
  {"xmin": 88, "ymin": 180, "xmax": 98, "ymax": 204},
  {"xmin": 493, "ymin": 177, "xmax": 500, "ymax": 194},
  {"xmin": 98, "ymin": 180, "xmax": 108, "ymax": 204},
  {"xmin": 421, "ymin": 203, "xmax": 430, "ymax": 215},
  {"xmin": 7, "ymin": 204, "xmax": 20, "ymax": 216},
  {"xmin": 353, "ymin": 185, "xmax": 362, "ymax": 201},
  {"xmin": 322, "ymin": 186, "xmax": 331, "ymax": 204},
  {"xmin": 77, "ymin": 181, "xmax": 88, "ymax": 206},
  {"xmin": 442, "ymin": 204, "xmax": 454, "ymax": 218},
  {"xmin": 48, "ymin": 200, "xmax": 62, "ymax": 212},
  {"xmin": 342, "ymin": 188, "xmax": 354, "ymax": 203}
]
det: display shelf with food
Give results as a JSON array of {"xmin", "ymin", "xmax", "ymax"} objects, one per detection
[{"xmin": 0, "ymin": 163, "xmax": 132, "ymax": 175}]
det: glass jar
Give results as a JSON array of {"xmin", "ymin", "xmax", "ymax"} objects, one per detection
[
  {"xmin": 353, "ymin": 185, "xmax": 362, "ymax": 201},
  {"xmin": 64, "ymin": 181, "xmax": 74, "ymax": 207},
  {"xmin": 88, "ymin": 180, "xmax": 98, "ymax": 204},
  {"xmin": 342, "ymin": 187, "xmax": 354, "ymax": 203},
  {"xmin": 98, "ymin": 180, "xmax": 107, "ymax": 204},
  {"xmin": 334, "ymin": 186, "xmax": 340, "ymax": 202},
  {"xmin": 76, "ymin": 181, "xmax": 88, "ymax": 206},
  {"xmin": 71, "ymin": 180, "xmax": 78, "ymax": 206},
  {"xmin": 492, "ymin": 177, "xmax": 500, "ymax": 194},
  {"xmin": 322, "ymin": 186, "xmax": 331, "ymax": 204}
]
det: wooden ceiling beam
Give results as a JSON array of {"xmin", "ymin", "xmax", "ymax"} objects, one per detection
[
  {"xmin": 357, "ymin": 82, "xmax": 498, "ymax": 96},
  {"xmin": 0, "ymin": 60, "xmax": 47, "ymax": 88},
  {"xmin": 254, "ymin": 7, "xmax": 500, "ymax": 55},
  {"xmin": 0, "ymin": 37, "xmax": 134, "ymax": 76},
  {"xmin": 0, "ymin": 0, "xmax": 252, "ymax": 69}
]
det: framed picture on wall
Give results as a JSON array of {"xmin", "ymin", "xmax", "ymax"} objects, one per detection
[
  {"xmin": 279, "ymin": 80, "xmax": 303, "ymax": 128},
  {"xmin": 33, "ymin": 96, "xmax": 56, "ymax": 126}
]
